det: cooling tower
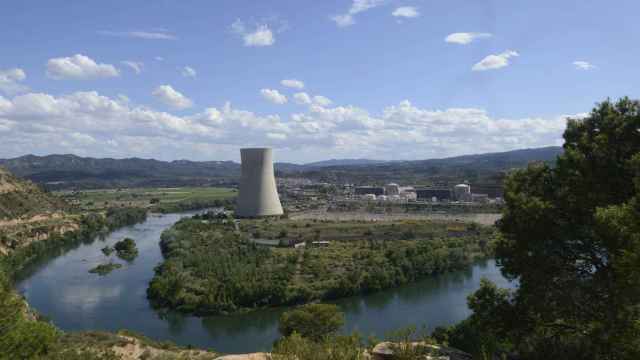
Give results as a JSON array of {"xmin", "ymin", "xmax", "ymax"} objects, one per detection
[{"xmin": 236, "ymin": 148, "xmax": 283, "ymax": 217}]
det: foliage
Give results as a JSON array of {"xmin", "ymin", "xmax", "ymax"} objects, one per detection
[
  {"xmin": 114, "ymin": 237, "xmax": 138, "ymax": 261},
  {"xmin": 101, "ymin": 246, "xmax": 114, "ymax": 256},
  {"xmin": 88, "ymin": 262, "xmax": 122, "ymax": 276},
  {"xmin": 459, "ymin": 98, "xmax": 640, "ymax": 359},
  {"xmin": 272, "ymin": 333, "xmax": 366, "ymax": 360},
  {"xmin": 435, "ymin": 279, "xmax": 514, "ymax": 359},
  {"xmin": 278, "ymin": 304, "xmax": 345, "ymax": 341},
  {"xmin": 147, "ymin": 218, "xmax": 495, "ymax": 315},
  {"xmin": 1, "ymin": 207, "xmax": 146, "ymax": 279},
  {"xmin": 147, "ymin": 218, "xmax": 296, "ymax": 314}
]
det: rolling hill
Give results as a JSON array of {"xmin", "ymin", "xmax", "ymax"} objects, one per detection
[{"xmin": 0, "ymin": 146, "xmax": 563, "ymax": 189}]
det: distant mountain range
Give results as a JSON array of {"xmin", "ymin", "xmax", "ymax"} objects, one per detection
[{"xmin": 0, "ymin": 146, "xmax": 563, "ymax": 189}]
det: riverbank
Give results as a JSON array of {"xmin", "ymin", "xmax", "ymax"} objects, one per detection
[
  {"xmin": 11, "ymin": 210, "xmax": 511, "ymax": 354},
  {"xmin": 0, "ymin": 207, "xmax": 154, "ymax": 358}
]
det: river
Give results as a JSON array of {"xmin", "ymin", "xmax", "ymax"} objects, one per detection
[{"xmin": 16, "ymin": 211, "xmax": 513, "ymax": 354}]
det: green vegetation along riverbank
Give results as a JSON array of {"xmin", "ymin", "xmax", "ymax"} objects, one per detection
[
  {"xmin": 56, "ymin": 187, "xmax": 236, "ymax": 213},
  {"xmin": 147, "ymin": 217, "xmax": 496, "ymax": 315}
]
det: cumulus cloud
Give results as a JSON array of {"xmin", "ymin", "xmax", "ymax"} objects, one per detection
[
  {"xmin": 181, "ymin": 66, "xmax": 197, "ymax": 78},
  {"xmin": 281, "ymin": 79, "xmax": 305, "ymax": 89},
  {"xmin": 332, "ymin": 0, "xmax": 386, "ymax": 27},
  {"xmin": 472, "ymin": 50, "xmax": 519, "ymax": 71},
  {"xmin": 46, "ymin": 54, "xmax": 120, "ymax": 80},
  {"xmin": 97, "ymin": 30, "xmax": 177, "ymax": 40},
  {"xmin": 573, "ymin": 61, "xmax": 596, "ymax": 71},
  {"xmin": 121, "ymin": 61, "xmax": 143, "ymax": 74},
  {"xmin": 261, "ymin": 89, "xmax": 288, "ymax": 104},
  {"xmin": 0, "ymin": 86, "xmax": 576, "ymax": 162},
  {"xmin": 293, "ymin": 92, "xmax": 312, "ymax": 105},
  {"xmin": 231, "ymin": 20, "xmax": 275, "ymax": 47},
  {"xmin": 313, "ymin": 95, "xmax": 332, "ymax": 107},
  {"xmin": 392, "ymin": 6, "xmax": 419, "ymax": 18},
  {"xmin": 445, "ymin": 32, "xmax": 492, "ymax": 45},
  {"xmin": 152, "ymin": 85, "xmax": 193, "ymax": 109},
  {"xmin": 0, "ymin": 68, "xmax": 28, "ymax": 95},
  {"xmin": 293, "ymin": 93, "xmax": 332, "ymax": 107}
]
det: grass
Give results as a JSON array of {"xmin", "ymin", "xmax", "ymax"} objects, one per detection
[{"xmin": 56, "ymin": 187, "xmax": 237, "ymax": 211}]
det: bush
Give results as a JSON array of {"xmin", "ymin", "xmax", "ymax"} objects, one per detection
[
  {"xmin": 278, "ymin": 304, "xmax": 345, "ymax": 341},
  {"xmin": 114, "ymin": 238, "xmax": 138, "ymax": 261}
]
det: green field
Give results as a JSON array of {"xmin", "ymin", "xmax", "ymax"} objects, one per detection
[{"xmin": 56, "ymin": 187, "xmax": 237, "ymax": 212}]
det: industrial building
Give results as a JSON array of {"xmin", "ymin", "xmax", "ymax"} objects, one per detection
[
  {"xmin": 469, "ymin": 184, "xmax": 504, "ymax": 198},
  {"xmin": 236, "ymin": 148, "xmax": 284, "ymax": 217},
  {"xmin": 355, "ymin": 186, "xmax": 385, "ymax": 196},
  {"xmin": 416, "ymin": 187, "xmax": 452, "ymax": 201},
  {"xmin": 454, "ymin": 184, "xmax": 472, "ymax": 202},
  {"xmin": 384, "ymin": 183, "xmax": 400, "ymax": 196}
]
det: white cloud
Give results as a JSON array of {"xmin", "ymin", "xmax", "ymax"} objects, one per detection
[
  {"xmin": 293, "ymin": 93, "xmax": 332, "ymax": 107},
  {"xmin": 0, "ymin": 86, "xmax": 576, "ymax": 162},
  {"xmin": 313, "ymin": 95, "xmax": 333, "ymax": 107},
  {"xmin": 281, "ymin": 79, "xmax": 305, "ymax": 89},
  {"xmin": 98, "ymin": 30, "xmax": 177, "ymax": 40},
  {"xmin": 155, "ymin": 56, "xmax": 165, "ymax": 62},
  {"xmin": 121, "ymin": 61, "xmax": 143, "ymax": 74},
  {"xmin": 231, "ymin": 20, "xmax": 275, "ymax": 47},
  {"xmin": 332, "ymin": 0, "xmax": 386, "ymax": 27},
  {"xmin": 573, "ymin": 61, "xmax": 596, "ymax": 71},
  {"xmin": 331, "ymin": 14, "xmax": 355, "ymax": 27},
  {"xmin": 351, "ymin": 0, "xmax": 386, "ymax": 14},
  {"xmin": 445, "ymin": 32, "xmax": 492, "ymax": 45},
  {"xmin": 472, "ymin": 50, "xmax": 519, "ymax": 71},
  {"xmin": 181, "ymin": 66, "xmax": 197, "ymax": 78},
  {"xmin": 261, "ymin": 89, "xmax": 288, "ymax": 105},
  {"xmin": 293, "ymin": 92, "xmax": 312, "ymax": 105},
  {"xmin": 0, "ymin": 68, "xmax": 28, "ymax": 95},
  {"xmin": 46, "ymin": 54, "xmax": 120, "ymax": 80},
  {"xmin": 392, "ymin": 6, "xmax": 419, "ymax": 18},
  {"xmin": 152, "ymin": 85, "xmax": 193, "ymax": 109},
  {"xmin": 267, "ymin": 132, "xmax": 287, "ymax": 140}
]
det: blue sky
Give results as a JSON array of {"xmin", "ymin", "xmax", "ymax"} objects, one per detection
[{"xmin": 0, "ymin": 0, "xmax": 638, "ymax": 162}]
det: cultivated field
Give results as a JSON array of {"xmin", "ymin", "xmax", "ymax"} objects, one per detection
[{"xmin": 56, "ymin": 187, "xmax": 237, "ymax": 212}]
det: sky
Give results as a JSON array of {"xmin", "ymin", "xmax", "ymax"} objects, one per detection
[{"xmin": 1, "ymin": 0, "xmax": 639, "ymax": 163}]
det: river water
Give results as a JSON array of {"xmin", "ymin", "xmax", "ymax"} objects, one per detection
[{"xmin": 16, "ymin": 211, "xmax": 513, "ymax": 354}]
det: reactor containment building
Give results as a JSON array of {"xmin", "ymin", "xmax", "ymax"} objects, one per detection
[{"xmin": 236, "ymin": 148, "xmax": 284, "ymax": 218}]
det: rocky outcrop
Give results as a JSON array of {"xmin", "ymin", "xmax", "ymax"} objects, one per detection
[
  {"xmin": 371, "ymin": 342, "xmax": 472, "ymax": 360},
  {"xmin": 213, "ymin": 354, "xmax": 271, "ymax": 360}
]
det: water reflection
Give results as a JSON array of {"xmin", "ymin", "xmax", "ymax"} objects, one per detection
[{"xmin": 16, "ymin": 212, "xmax": 513, "ymax": 354}]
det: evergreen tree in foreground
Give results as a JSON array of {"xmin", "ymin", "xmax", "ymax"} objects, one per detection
[{"xmin": 475, "ymin": 98, "xmax": 640, "ymax": 359}]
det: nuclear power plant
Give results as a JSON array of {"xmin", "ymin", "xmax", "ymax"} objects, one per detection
[{"xmin": 236, "ymin": 147, "xmax": 284, "ymax": 218}]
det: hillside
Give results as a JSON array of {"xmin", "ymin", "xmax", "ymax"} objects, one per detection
[
  {"xmin": 0, "ymin": 146, "xmax": 563, "ymax": 189},
  {"xmin": 0, "ymin": 166, "xmax": 78, "ymax": 255},
  {"xmin": 0, "ymin": 166, "xmax": 67, "ymax": 220},
  {"xmin": 0, "ymin": 154, "xmax": 239, "ymax": 190},
  {"xmin": 284, "ymin": 146, "xmax": 563, "ymax": 184}
]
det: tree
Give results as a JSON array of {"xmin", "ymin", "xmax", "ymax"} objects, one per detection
[
  {"xmin": 490, "ymin": 98, "xmax": 640, "ymax": 359},
  {"xmin": 278, "ymin": 304, "xmax": 345, "ymax": 341}
]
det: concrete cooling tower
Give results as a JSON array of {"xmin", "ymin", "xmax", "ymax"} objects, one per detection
[{"xmin": 236, "ymin": 148, "xmax": 283, "ymax": 217}]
